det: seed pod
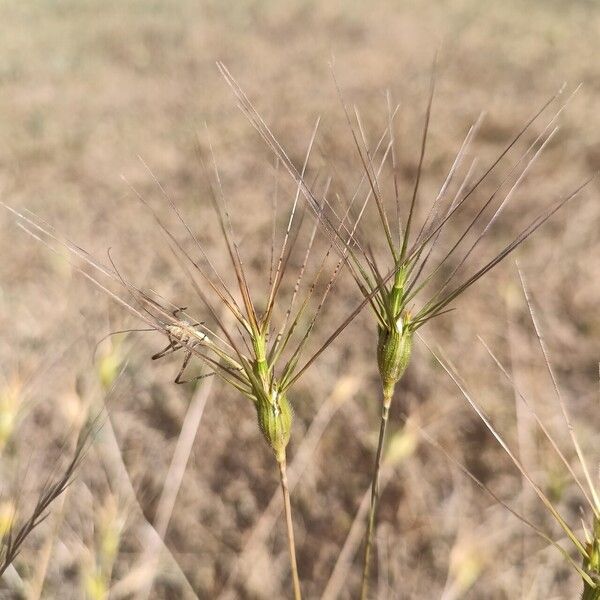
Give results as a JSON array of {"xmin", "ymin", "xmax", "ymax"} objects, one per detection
[
  {"xmin": 256, "ymin": 388, "xmax": 293, "ymax": 462},
  {"xmin": 377, "ymin": 313, "xmax": 413, "ymax": 404}
]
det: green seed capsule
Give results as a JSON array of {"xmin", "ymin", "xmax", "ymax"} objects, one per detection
[
  {"xmin": 256, "ymin": 388, "xmax": 292, "ymax": 462},
  {"xmin": 377, "ymin": 313, "xmax": 413, "ymax": 404}
]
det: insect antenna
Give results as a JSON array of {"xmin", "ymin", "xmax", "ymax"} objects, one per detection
[{"xmin": 93, "ymin": 327, "xmax": 156, "ymax": 360}]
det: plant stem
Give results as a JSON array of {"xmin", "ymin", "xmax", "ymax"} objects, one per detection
[
  {"xmin": 278, "ymin": 457, "xmax": 302, "ymax": 600},
  {"xmin": 360, "ymin": 394, "xmax": 391, "ymax": 600},
  {"xmin": 582, "ymin": 582, "xmax": 600, "ymax": 600}
]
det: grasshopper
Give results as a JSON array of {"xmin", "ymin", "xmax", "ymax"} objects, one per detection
[{"xmin": 152, "ymin": 307, "xmax": 212, "ymax": 384}]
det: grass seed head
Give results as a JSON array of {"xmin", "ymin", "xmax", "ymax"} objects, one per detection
[
  {"xmin": 376, "ymin": 266, "xmax": 413, "ymax": 401},
  {"xmin": 377, "ymin": 311, "xmax": 413, "ymax": 404},
  {"xmin": 256, "ymin": 387, "xmax": 293, "ymax": 462},
  {"xmin": 226, "ymin": 68, "xmax": 590, "ymax": 413}
]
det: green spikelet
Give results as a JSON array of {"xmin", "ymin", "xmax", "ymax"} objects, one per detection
[
  {"xmin": 256, "ymin": 388, "xmax": 293, "ymax": 463},
  {"xmin": 377, "ymin": 313, "xmax": 413, "ymax": 405},
  {"xmin": 582, "ymin": 517, "xmax": 600, "ymax": 600}
]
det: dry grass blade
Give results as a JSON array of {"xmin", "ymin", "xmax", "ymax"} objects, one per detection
[
  {"xmin": 517, "ymin": 265, "xmax": 600, "ymax": 513},
  {"xmin": 0, "ymin": 424, "xmax": 93, "ymax": 578},
  {"xmin": 423, "ymin": 323, "xmax": 600, "ymax": 593},
  {"xmin": 477, "ymin": 335, "xmax": 598, "ymax": 516},
  {"xmin": 400, "ymin": 408, "xmax": 594, "ymax": 586},
  {"xmin": 128, "ymin": 377, "xmax": 214, "ymax": 600},
  {"xmin": 425, "ymin": 339, "xmax": 589, "ymax": 559}
]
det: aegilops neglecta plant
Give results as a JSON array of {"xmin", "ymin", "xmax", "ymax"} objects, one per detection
[
  {"xmin": 1, "ymin": 127, "xmax": 399, "ymax": 598},
  {"xmin": 217, "ymin": 62, "xmax": 592, "ymax": 597}
]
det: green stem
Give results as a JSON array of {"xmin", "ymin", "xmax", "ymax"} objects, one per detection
[
  {"xmin": 582, "ymin": 581, "xmax": 600, "ymax": 600},
  {"xmin": 278, "ymin": 458, "xmax": 302, "ymax": 600},
  {"xmin": 360, "ymin": 394, "xmax": 391, "ymax": 600}
]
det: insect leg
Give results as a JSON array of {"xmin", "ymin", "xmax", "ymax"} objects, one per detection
[
  {"xmin": 174, "ymin": 350, "xmax": 193, "ymax": 384},
  {"xmin": 174, "ymin": 350, "xmax": 215, "ymax": 384},
  {"xmin": 152, "ymin": 341, "xmax": 181, "ymax": 360}
]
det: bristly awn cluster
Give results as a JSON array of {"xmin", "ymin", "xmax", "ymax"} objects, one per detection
[{"xmin": 217, "ymin": 62, "xmax": 592, "ymax": 597}]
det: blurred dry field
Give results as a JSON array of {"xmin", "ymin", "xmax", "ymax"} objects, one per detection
[{"xmin": 1, "ymin": 0, "xmax": 600, "ymax": 598}]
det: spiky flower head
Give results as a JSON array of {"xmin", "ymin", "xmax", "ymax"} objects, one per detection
[
  {"xmin": 3, "ymin": 125, "xmax": 382, "ymax": 465},
  {"xmin": 217, "ymin": 64, "xmax": 591, "ymax": 407}
]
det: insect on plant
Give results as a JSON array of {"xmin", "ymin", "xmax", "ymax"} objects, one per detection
[
  {"xmin": 217, "ymin": 61, "xmax": 593, "ymax": 598},
  {"xmin": 1, "ymin": 123, "xmax": 401, "ymax": 598},
  {"xmin": 150, "ymin": 306, "xmax": 213, "ymax": 384}
]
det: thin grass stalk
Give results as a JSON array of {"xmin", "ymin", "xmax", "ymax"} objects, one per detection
[
  {"xmin": 360, "ymin": 400, "xmax": 390, "ymax": 600},
  {"xmin": 426, "ymin": 326, "xmax": 600, "ymax": 595},
  {"xmin": 278, "ymin": 458, "xmax": 302, "ymax": 600}
]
